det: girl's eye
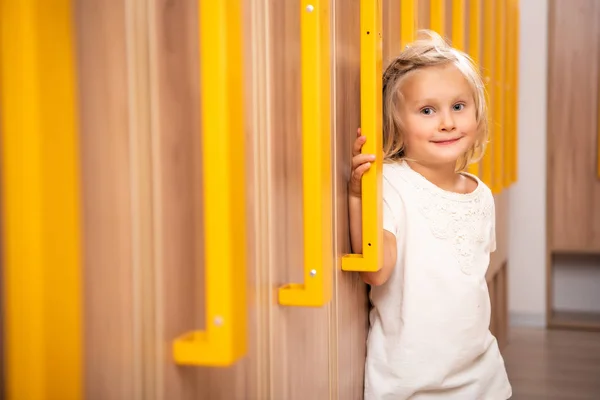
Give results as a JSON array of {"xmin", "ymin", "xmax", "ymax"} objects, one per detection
[
  {"xmin": 453, "ymin": 103, "xmax": 465, "ymax": 111},
  {"xmin": 421, "ymin": 107, "xmax": 434, "ymax": 115}
]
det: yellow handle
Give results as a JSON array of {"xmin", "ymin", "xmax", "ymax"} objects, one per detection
[
  {"xmin": 430, "ymin": 0, "xmax": 446, "ymax": 35},
  {"xmin": 173, "ymin": 0, "xmax": 247, "ymax": 366},
  {"xmin": 400, "ymin": 0, "xmax": 417, "ymax": 48},
  {"xmin": 341, "ymin": 0, "xmax": 384, "ymax": 273},
  {"xmin": 278, "ymin": 0, "xmax": 333, "ymax": 307}
]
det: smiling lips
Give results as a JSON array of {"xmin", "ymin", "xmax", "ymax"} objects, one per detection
[{"xmin": 431, "ymin": 137, "xmax": 462, "ymax": 145}]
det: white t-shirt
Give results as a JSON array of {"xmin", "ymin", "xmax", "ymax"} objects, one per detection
[{"xmin": 364, "ymin": 160, "xmax": 512, "ymax": 400}]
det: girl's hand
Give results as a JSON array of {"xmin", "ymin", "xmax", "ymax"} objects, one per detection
[{"xmin": 349, "ymin": 128, "xmax": 376, "ymax": 198}]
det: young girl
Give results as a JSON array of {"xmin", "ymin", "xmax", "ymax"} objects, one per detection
[{"xmin": 349, "ymin": 31, "xmax": 512, "ymax": 399}]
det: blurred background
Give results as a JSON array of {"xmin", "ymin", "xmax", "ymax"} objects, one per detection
[{"xmin": 0, "ymin": 0, "xmax": 599, "ymax": 399}]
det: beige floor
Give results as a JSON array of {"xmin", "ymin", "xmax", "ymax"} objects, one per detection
[{"xmin": 503, "ymin": 327, "xmax": 600, "ymax": 399}]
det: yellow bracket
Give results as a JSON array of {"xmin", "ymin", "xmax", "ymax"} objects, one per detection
[
  {"xmin": 467, "ymin": 0, "xmax": 481, "ymax": 177},
  {"xmin": 278, "ymin": 0, "xmax": 333, "ymax": 307},
  {"xmin": 400, "ymin": 0, "xmax": 417, "ymax": 48},
  {"xmin": 341, "ymin": 0, "xmax": 383, "ymax": 273},
  {"xmin": 173, "ymin": 0, "xmax": 248, "ymax": 366},
  {"xmin": 0, "ymin": 1, "xmax": 83, "ymax": 398},
  {"xmin": 430, "ymin": 0, "xmax": 446, "ymax": 36}
]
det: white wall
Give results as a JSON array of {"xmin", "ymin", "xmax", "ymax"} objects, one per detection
[{"xmin": 508, "ymin": 0, "xmax": 549, "ymax": 327}]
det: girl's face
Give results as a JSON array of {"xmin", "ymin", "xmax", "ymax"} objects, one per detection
[{"xmin": 398, "ymin": 63, "xmax": 478, "ymax": 168}]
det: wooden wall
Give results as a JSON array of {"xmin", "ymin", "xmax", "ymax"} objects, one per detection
[
  {"xmin": 546, "ymin": 0, "xmax": 600, "ymax": 331},
  {"xmin": 75, "ymin": 0, "xmax": 516, "ymax": 398}
]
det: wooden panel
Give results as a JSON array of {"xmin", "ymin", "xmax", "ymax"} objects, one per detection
[
  {"xmin": 418, "ymin": 0, "xmax": 430, "ymax": 29},
  {"xmin": 76, "ymin": 2, "xmax": 138, "ymax": 399},
  {"xmin": 149, "ymin": 0, "xmax": 262, "ymax": 398},
  {"xmin": 548, "ymin": 0, "xmax": 600, "ymax": 252},
  {"xmin": 383, "ymin": 0, "xmax": 401, "ymax": 64},
  {"xmin": 269, "ymin": 1, "xmax": 331, "ymax": 398},
  {"xmin": 332, "ymin": 0, "xmax": 373, "ymax": 398}
]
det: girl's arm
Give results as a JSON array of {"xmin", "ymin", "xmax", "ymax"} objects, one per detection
[{"xmin": 349, "ymin": 130, "xmax": 397, "ymax": 286}]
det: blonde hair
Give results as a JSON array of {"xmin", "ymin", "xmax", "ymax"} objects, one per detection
[{"xmin": 382, "ymin": 30, "xmax": 488, "ymax": 171}]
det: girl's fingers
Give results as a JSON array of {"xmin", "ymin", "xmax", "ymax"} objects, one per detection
[
  {"xmin": 352, "ymin": 154, "xmax": 376, "ymax": 169},
  {"xmin": 352, "ymin": 135, "xmax": 367, "ymax": 157},
  {"xmin": 352, "ymin": 161, "xmax": 372, "ymax": 182}
]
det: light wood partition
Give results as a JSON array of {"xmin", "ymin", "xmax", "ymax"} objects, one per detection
[{"xmin": 546, "ymin": 0, "xmax": 600, "ymax": 331}]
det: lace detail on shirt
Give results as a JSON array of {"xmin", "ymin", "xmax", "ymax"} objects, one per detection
[{"xmin": 397, "ymin": 162, "xmax": 493, "ymax": 275}]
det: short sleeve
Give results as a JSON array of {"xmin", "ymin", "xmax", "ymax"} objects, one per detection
[{"xmin": 382, "ymin": 175, "xmax": 404, "ymax": 237}]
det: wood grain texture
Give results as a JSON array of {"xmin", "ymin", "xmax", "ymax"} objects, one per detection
[
  {"xmin": 548, "ymin": 0, "xmax": 600, "ymax": 253},
  {"xmin": 268, "ymin": 1, "xmax": 331, "ymax": 398},
  {"xmin": 503, "ymin": 328, "xmax": 600, "ymax": 399},
  {"xmin": 332, "ymin": 0, "xmax": 370, "ymax": 398},
  {"xmin": 76, "ymin": 2, "xmax": 137, "ymax": 398},
  {"xmin": 149, "ymin": 0, "xmax": 261, "ymax": 398}
]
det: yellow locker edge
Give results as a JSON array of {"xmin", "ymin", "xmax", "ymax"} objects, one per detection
[{"xmin": 0, "ymin": 1, "xmax": 83, "ymax": 398}]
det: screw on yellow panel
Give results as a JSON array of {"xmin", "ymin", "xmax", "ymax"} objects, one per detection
[
  {"xmin": 278, "ymin": 0, "xmax": 333, "ymax": 306},
  {"xmin": 481, "ymin": 0, "xmax": 495, "ymax": 188},
  {"xmin": 467, "ymin": 0, "xmax": 482, "ymax": 177},
  {"xmin": 173, "ymin": 0, "xmax": 248, "ymax": 365},
  {"xmin": 492, "ymin": 0, "xmax": 506, "ymax": 193},
  {"xmin": 341, "ymin": 0, "xmax": 384, "ymax": 274},
  {"xmin": 401, "ymin": 0, "xmax": 417, "ymax": 48},
  {"xmin": 0, "ymin": 0, "xmax": 83, "ymax": 398},
  {"xmin": 430, "ymin": 0, "xmax": 446, "ymax": 36}
]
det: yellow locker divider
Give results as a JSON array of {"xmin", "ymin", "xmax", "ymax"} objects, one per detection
[
  {"xmin": 173, "ymin": 0, "xmax": 248, "ymax": 365},
  {"xmin": 504, "ymin": 0, "xmax": 516, "ymax": 187},
  {"xmin": 467, "ymin": 0, "xmax": 482, "ymax": 177},
  {"xmin": 278, "ymin": 0, "xmax": 333, "ymax": 306},
  {"xmin": 401, "ymin": 0, "xmax": 417, "ymax": 48},
  {"xmin": 492, "ymin": 0, "xmax": 506, "ymax": 193},
  {"xmin": 451, "ymin": 0, "xmax": 465, "ymax": 51},
  {"xmin": 342, "ymin": 0, "xmax": 383, "ymax": 273},
  {"xmin": 0, "ymin": 0, "xmax": 83, "ymax": 398},
  {"xmin": 430, "ymin": 0, "xmax": 446, "ymax": 35},
  {"xmin": 511, "ymin": 0, "xmax": 520, "ymax": 183},
  {"xmin": 481, "ymin": 0, "xmax": 495, "ymax": 188}
]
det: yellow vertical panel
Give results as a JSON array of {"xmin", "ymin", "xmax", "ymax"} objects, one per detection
[
  {"xmin": 278, "ymin": 0, "xmax": 333, "ymax": 305},
  {"xmin": 342, "ymin": 0, "xmax": 383, "ymax": 273},
  {"xmin": 173, "ymin": 0, "xmax": 248, "ymax": 364},
  {"xmin": 492, "ymin": 0, "xmax": 505, "ymax": 193},
  {"xmin": 430, "ymin": 0, "xmax": 446, "ymax": 35},
  {"xmin": 401, "ymin": 0, "xmax": 417, "ymax": 47},
  {"xmin": 504, "ymin": 0, "xmax": 515, "ymax": 187},
  {"xmin": 0, "ymin": 0, "xmax": 83, "ymax": 398},
  {"xmin": 481, "ymin": 0, "xmax": 495, "ymax": 187},
  {"xmin": 511, "ymin": 0, "xmax": 519, "ymax": 183},
  {"xmin": 451, "ymin": 0, "xmax": 465, "ymax": 50},
  {"xmin": 467, "ymin": 0, "xmax": 481, "ymax": 177}
]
